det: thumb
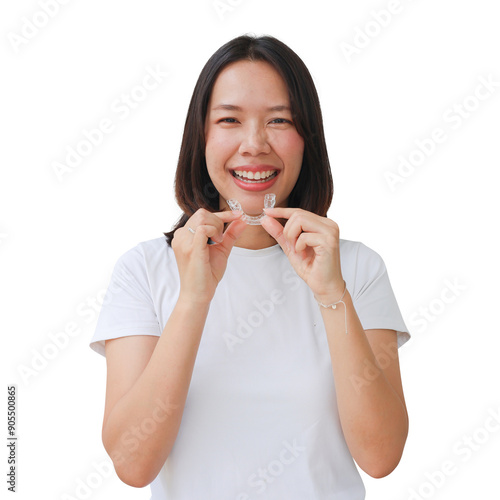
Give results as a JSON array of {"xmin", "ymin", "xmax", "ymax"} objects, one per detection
[
  {"xmin": 260, "ymin": 215, "xmax": 291, "ymax": 255},
  {"xmin": 220, "ymin": 218, "xmax": 247, "ymax": 251}
]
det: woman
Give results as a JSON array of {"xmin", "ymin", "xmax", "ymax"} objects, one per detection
[{"xmin": 90, "ymin": 34, "xmax": 411, "ymax": 499}]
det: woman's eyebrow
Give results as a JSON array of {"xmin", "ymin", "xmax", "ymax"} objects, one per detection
[{"xmin": 211, "ymin": 104, "xmax": 291, "ymax": 112}]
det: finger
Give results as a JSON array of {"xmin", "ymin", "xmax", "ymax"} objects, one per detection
[
  {"xmin": 188, "ymin": 210, "xmax": 243, "ymax": 244},
  {"xmin": 213, "ymin": 209, "xmax": 244, "ymax": 222},
  {"xmin": 260, "ymin": 215, "xmax": 291, "ymax": 255},
  {"xmin": 186, "ymin": 226, "xmax": 221, "ymax": 247},
  {"xmin": 295, "ymin": 231, "xmax": 325, "ymax": 254},
  {"xmin": 285, "ymin": 213, "xmax": 331, "ymax": 247},
  {"xmin": 260, "ymin": 215, "xmax": 281, "ymax": 240},
  {"xmin": 191, "ymin": 224, "xmax": 219, "ymax": 245},
  {"xmin": 263, "ymin": 209, "xmax": 317, "ymax": 252},
  {"xmin": 210, "ymin": 210, "xmax": 244, "ymax": 242},
  {"xmin": 188, "ymin": 225, "xmax": 213, "ymax": 250},
  {"xmin": 262, "ymin": 207, "xmax": 299, "ymax": 219},
  {"xmin": 220, "ymin": 218, "xmax": 247, "ymax": 250}
]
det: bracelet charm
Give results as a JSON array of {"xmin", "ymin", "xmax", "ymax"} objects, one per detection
[{"xmin": 314, "ymin": 281, "xmax": 348, "ymax": 334}]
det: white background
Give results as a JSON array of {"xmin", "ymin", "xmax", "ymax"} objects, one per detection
[{"xmin": 2, "ymin": 0, "xmax": 499, "ymax": 499}]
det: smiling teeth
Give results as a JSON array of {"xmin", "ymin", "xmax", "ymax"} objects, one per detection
[{"xmin": 234, "ymin": 170, "xmax": 276, "ymax": 181}]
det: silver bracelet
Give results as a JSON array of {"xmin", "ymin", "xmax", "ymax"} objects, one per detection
[{"xmin": 314, "ymin": 281, "xmax": 348, "ymax": 334}]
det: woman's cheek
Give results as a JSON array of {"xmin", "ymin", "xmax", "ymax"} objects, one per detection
[
  {"xmin": 279, "ymin": 132, "xmax": 304, "ymax": 162},
  {"xmin": 206, "ymin": 134, "xmax": 227, "ymax": 161},
  {"xmin": 212, "ymin": 131, "xmax": 237, "ymax": 153}
]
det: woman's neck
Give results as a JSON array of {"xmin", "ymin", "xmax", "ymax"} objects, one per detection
[{"xmin": 229, "ymin": 219, "xmax": 284, "ymax": 250}]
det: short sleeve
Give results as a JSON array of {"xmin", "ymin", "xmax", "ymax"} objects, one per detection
[
  {"xmin": 352, "ymin": 243, "xmax": 410, "ymax": 349},
  {"xmin": 89, "ymin": 246, "xmax": 161, "ymax": 357}
]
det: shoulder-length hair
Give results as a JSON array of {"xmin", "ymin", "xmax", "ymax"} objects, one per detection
[{"xmin": 163, "ymin": 34, "xmax": 333, "ymax": 246}]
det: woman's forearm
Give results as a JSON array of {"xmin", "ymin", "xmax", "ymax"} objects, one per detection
[
  {"xmin": 320, "ymin": 290, "xmax": 408, "ymax": 478},
  {"xmin": 102, "ymin": 298, "xmax": 211, "ymax": 488}
]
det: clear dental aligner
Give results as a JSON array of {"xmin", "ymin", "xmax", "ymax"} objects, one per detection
[
  {"xmin": 226, "ymin": 193, "xmax": 276, "ymax": 225},
  {"xmin": 206, "ymin": 193, "xmax": 276, "ymax": 245}
]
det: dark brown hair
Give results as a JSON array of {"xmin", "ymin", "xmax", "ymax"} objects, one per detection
[{"xmin": 163, "ymin": 33, "xmax": 333, "ymax": 246}]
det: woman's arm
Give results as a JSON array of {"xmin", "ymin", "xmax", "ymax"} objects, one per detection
[
  {"xmin": 101, "ymin": 297, "xmax": 210, "ymax": 488},
  {"xmin": 260, "ymin": 208, "xmax": 409, "ymax": 478},
  {"xmin": 320, "ymin": 290, "xmax": 409, "ymax": 478}
]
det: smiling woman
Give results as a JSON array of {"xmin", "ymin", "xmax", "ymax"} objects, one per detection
[
  {"xmin": 89, "ymin": 34, "xmax": 411, "ymax": 499},
  {"xmin": 204, "ymin": 59, "xmax": 304, "ymax": 219}
]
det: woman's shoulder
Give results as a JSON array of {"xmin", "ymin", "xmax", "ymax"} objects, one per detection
[
  {"xmin": 112, "ymin": 235, "xmax": 174, "ymax": 272},
  {"xmin": 339, "ymin": 238, "xmax": 388, "ymax": 286},
  {"xmin": 339, "ymin": 238, "xmax": 384, "ymax": 264},
  {"xmin": 136, "ymin": 235, "xmax": 173, "ymax": 256}
]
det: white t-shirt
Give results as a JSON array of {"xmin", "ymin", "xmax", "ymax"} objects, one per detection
[{"xmin": 90, "ymin": 236, "xmax": 410, "ymax": 500}]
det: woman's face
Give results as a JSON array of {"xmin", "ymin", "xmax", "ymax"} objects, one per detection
[{"xmin": 204, "ymin": 60, "xmax": 305, "ymax": 215}]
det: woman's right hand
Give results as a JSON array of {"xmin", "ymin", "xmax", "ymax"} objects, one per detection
[{"xmin": 171, "ymin": 208, "xmax": 247, "ymax": 305}]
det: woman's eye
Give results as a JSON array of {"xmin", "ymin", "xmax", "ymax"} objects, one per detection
[
  {"xmin": 270, "ymin": 118, "xmax": 292, "ymax": 124},
  {"xmin": 216, "ymin": 117, "xmax": 292, "ymax": 125}
]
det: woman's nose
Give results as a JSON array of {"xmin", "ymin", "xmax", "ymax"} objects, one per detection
[{"xmin": 238, "ymin": 126, "xmax": 272, "ymax": 156}]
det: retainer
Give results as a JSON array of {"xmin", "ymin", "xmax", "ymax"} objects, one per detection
[{"xmin": 226, "ymin": 193, "xmax": 276, "ymax": 225}]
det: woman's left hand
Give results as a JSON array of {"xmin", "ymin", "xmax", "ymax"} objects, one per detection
[{"xmin": 261, "ymin": 208, "xmax": 345, "ymax": 302}]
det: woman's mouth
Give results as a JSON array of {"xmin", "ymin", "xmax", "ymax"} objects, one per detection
[
  {"xmin": 230, "ymin": 169, "xmax": 279, "ymax": 191},
  {"xmin": 231, "ymin": 169, "xmax": 278, "ymax": 183}
]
